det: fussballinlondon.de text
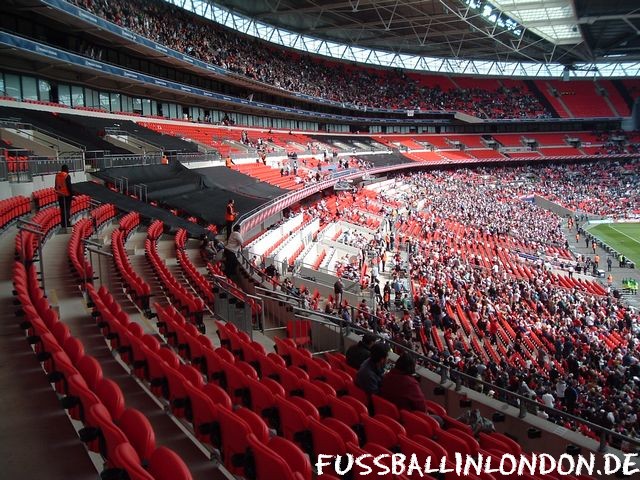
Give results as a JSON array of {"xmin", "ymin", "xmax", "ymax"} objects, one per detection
[{"xmin": 316, "ymin": 452, "xmax": 640, "ymax": 477}]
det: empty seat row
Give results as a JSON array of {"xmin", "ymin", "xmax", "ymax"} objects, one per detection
[
  {"xmin": 110, "ymin": 211, "xmax": 151, "ymax": 310},
  {"xmin": 69, "ymin": 202, "xmax": 120, "ymax": 282},
  {"xmin": 145, "ymin": 221, "xmax": 204, "ymax": 325},
  {"xmin": 85, "ymin": 285, "xmax": 310, "ymax": 480},
  {"xmin": 174, "ymin": 228, "xmax": 215, "ymax": 306},
  {"xmin": 0, "ymin": 195, "xmax": 30, "ymax": 229},
  {"xmin": 12, "ymin": 242, "xmax": 192, "ymax": 480},
  {"xmin": 15, "ymin": 196, "xmax": 90, "ymax": 262},
  {"xmin": 32, "ymin": 187, "xmax": 57, "ymax": 210}
]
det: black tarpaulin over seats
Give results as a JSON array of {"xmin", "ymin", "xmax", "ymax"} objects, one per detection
[
  {"xmin": 195, "ymin": 166, "xmax": 286, "ymax": 199},
  {"xmin": 363, "ymin": 153, "xmax": 413, "ymax": 166},
  {"xmin": 92, "ymin": 162, "xmax": 206, "ymax": 199},
  {"xmin": 73, "ymin": 181, "xmax": 206, "ymax": 238},
  {"xmin": 90, "ymin": 163, "xmax": 280, "ymax": 227},
  {"xmin": 159, "ymin": 189, "xmax": 268, "ymax": 226}
]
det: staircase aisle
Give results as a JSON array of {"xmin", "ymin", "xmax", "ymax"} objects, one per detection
[
  {"xmin": 42, "ymin": 230, "xmax": 227, "ymax": 480},
  {"xmin": 0, "ymin": 226, "xmax": 97, "ymax": 480}
]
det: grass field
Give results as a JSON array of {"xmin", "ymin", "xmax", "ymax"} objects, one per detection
[{"xmin": 586, "ymin": 222, "xmax": 640, "ymax": 266}]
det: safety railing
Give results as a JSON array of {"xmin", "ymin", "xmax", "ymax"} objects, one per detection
[
  {"xmin": 4, "ymin": 156, "xmax": 85, "ymax": 182},
  {"xmin": 0, "ymin": 119, "xmax": 87, "ymax": 151},
  {"xmin": 86, "ymin": 152, "xmax": 163, "ymax": 170},
  {"xmin": 210, "ymin": 272, "xmax": 262, "ymax": 340},
  {"xmin": 171, "ymin": 151, "xmax": 221, "ymax": 164}
]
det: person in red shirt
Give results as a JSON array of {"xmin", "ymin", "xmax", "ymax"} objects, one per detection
[{"xmin": 379, "ymin": 353, "xmax": 426, "ymax": 412}]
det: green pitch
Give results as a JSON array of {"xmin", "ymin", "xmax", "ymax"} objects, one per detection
[{"xmin": 586, "ymin": 222, "xmax": 640, "ymax": 266}]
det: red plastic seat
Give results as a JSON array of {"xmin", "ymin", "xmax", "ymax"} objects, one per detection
[
  {"xmin": 362, "ymin": 443, "xmax": 396, "ymax": 479},
  {"xmin": 374, "ymin": 414, "xmax": 407, "ymax": 437},
  {"xmin": 435, "ymin": 428, "xmax": 476, "ymax": 457},
  {"xmin": 397, "ymin": 433, "xmax": 453, "ymax": 478},
  {"xmin": 322, "ymin": 417, "xmax": 359, "ymax": 445},
  {"xmin": 202, "ymin": 383, "xmax": 233, "ymax": 411},
  {"xmin": 372, "ymin": 394, "xmax": 401, "ymax": 419},
  {"xmin": 246, "ymin": 433, "xmax": 311, "ymax": 480},
  {"xmin": 85, "ymin": 403, "xmax": 128, "ymax": 462},
  {"xmin": 62, "ymin": 336, "xmax": 85, "ymax": 364},
  {"xmin": 162, "ymin": 364, "xmax": 190, "ymax": 417},
  {"xmin": 306, "ymin": 417, "xmax": 351, "ymax": 476},
  {"xmin": 111, "ymin": 443, "xmax": 155, "ymax": 480},
  {"xmin": 412, "ymin": 433, "xmax": 448, "ymax": 461},
  {"xmin": 77, "ymin": 355, "xmax": 103, "ymax": 390},
  {"xmin": 443, "ymin": 414, "xmax": 473, "ymax": 434},
  {"xmin": 287, "ymin": 395, "xmax": 320, "ymax": 420},
  {"xmin": 326, "ymin": 396, "xmax": 360, "ymax": 427},
  {"xmin": 361, "ymin": 413, "xmax": 398, "ymax": 450},
  {"xmin": 148, "ymin": 446, "xmax": 194, "ymax": 480},
  {"xmin": 275, "ymin": 396, "xmax": 310, "ymax": 445},
  {"xmin": 425, "ymin": 400, "xmax": 447, "ymax": 418},
  {"xmin": 339, "ymin": 394, "xmax": 369, "ymax": 417},
  {"xmin": 64, "ymin": 373, "xmax": 101, "ymax": 422},
  {"xmin": 243, "ymin": 376, "xmax": 279, "ymax": 422},
  {"xmin": 95, "ymin": 377, "xmax": 125, "ymax": 421},
  {"xmin": 118, "ymin": 408, "xmax": 156, "ymax": 462},
  {"xmin": 296, "ymin": 378, "xmax": 329, "ymax": 407},
  {"xmin": 183, "ymin": 381, "xmax": 220, "ymax": 444},
  {"xmin": 217, "ymin": 407, "xmax": 268, "ymax": 475},
  {"xmin": 484, "ymin": 432, "xmax": 521, "ymax": 456},
  {"xmin": 400, "ymin": 410, "xmax": 440, "ymax": 438}
]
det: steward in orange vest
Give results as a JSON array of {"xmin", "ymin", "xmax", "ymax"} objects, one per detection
[
  {"xmin": 55, "ymin": 164, "xmax": 73, "ymax": 229},
  {"xmin": 225, "ymin": 199, "xmax": 237, "ymax": 240}
]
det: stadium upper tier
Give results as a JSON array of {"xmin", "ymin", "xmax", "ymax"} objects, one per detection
[{"xmin": 57, "ymin": 0, "xmax": 639, "ymax": 120}]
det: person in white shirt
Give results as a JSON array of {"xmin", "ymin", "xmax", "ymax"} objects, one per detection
[
  {"xmin": 542, "ymin": 390, "xmax": 555, "ymax": 409},
  {"xmin": 226, "ymin": 225, "xmax": 244, "ymax": 253},
  {"xmin": 225, "ymin": 225, "xmax": 244, "ymax": 274}
]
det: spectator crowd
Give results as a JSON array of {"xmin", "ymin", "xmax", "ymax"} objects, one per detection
[
  {"xmin": 69, "ymin": 0, "xmax": 551, "ymax": 119},
  {"xmin": 265, "ymin": 162, "xmax": 639, "ymax": 445}
]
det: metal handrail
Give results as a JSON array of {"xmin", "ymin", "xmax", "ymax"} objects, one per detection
[
  {"xmin": 17, "ymin": 222, "xmax": 46, "ymax": 295},
  {"xmin": 104, "ymin": 127, "xmax": 164, "ymax": 150},
  {"xmin": 0, "ymin": 119, "xmax": 87, "ymax": 151}
]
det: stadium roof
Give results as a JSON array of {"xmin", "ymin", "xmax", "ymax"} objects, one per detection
[{"xmin": 169, "ymin": 0, "xmax": 640, "ymax": 77}]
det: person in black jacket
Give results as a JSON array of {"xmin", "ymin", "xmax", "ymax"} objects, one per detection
[
  {"xmin": 355, "ymin": 342, "xmax": 389, "ymax": 395},
  {"xmin": 346, "ymin": 333, "xmax": 377, "ymax": 369}
]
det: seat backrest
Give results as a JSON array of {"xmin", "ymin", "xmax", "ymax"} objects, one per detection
[
  {"xmin": 148, "ymin": 447, "xmax": 193, "ymax": 480},
  {"xmin": 50, "ymin": 321, "xmax": 71, "ymax": 346},
  {"xmin": 360, "ymin": 413, "xmax": 398, "ymax": 450},
  {"xmin": 202, "ymin": 383, "xmax": 233, "ymax": 411},
  {"xmin": 87, "ymin": 403, "xmax": 128, "ymax": 462},
  {"xmin": 178, "ymin": 363, "xmax": 205, "ymax": 389},
  {"xmin": 307, "ymin": 417, "xmax": 347, "ymax": 457},
  {"xmin": 111, "ymin": 442, "xmax": 155, "ymax": 480},
  {"xmin": 77, "ymin": 355, "xmax": 104, "ymax": 390},
  {"xmin": 118, "ymin": 408, "xmax": 156, "ymax": 462},
  {"xmin": 371, "ymin": 394, "xmax": 400, "ymax": 420},
  {"xmin": 184, "ymin": 381, "xmax": 219, "ymax": 430},
  {"xmin": 62, "ymin": 336, "xmax": 85, "ymax": 364},
  {"xmin": 275, "ymin": 396, "xmax": 309, "ymax": 442},
  {"xmin": 327, "ymin": 396, "xmax": 360, "ymax": 427},
  {"xmin": 246, "ymin": 434, "xmax": 298, "ymax": 480},
  {"xmin": 400, "ymin": 410, "xmax": 438, "ymax": 438},
  {"xmin": 217, "ymin": 408, "xmax": 254, "ymax": 472},
  {"xmin": 66, "ymin": 373, "xmax": 100, "ymax": 421},
  {"xmin": 95, "ymin": 377, "xmax": 125, "ymax": 421}
]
